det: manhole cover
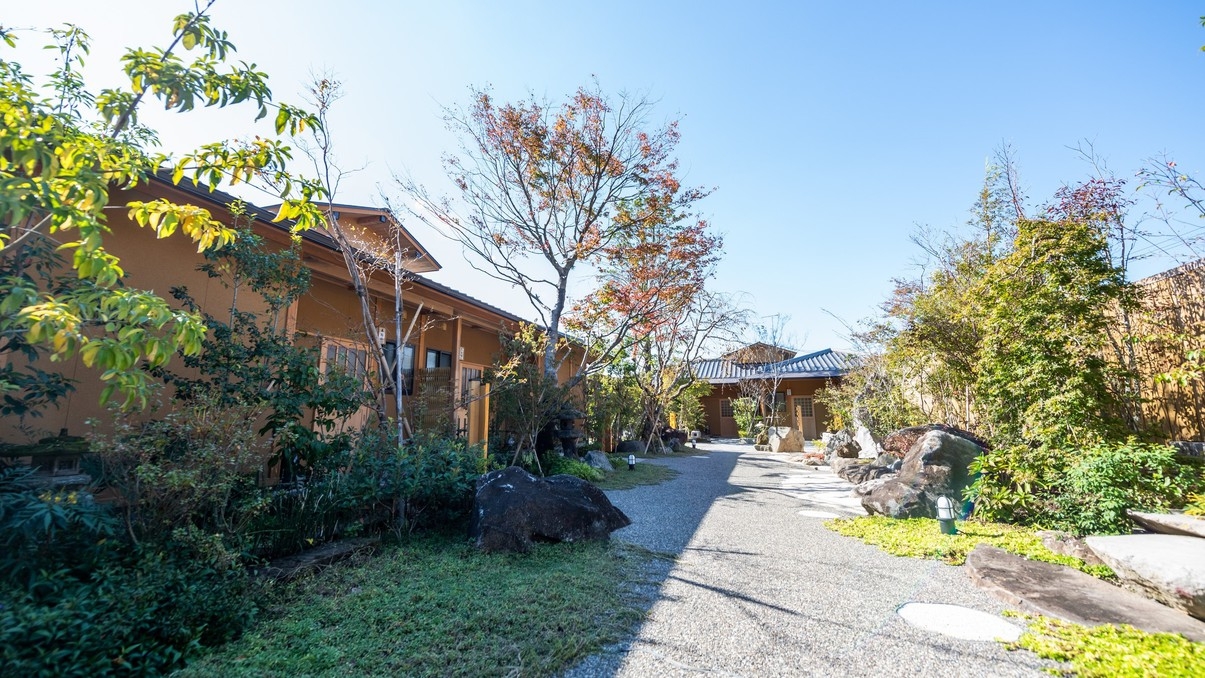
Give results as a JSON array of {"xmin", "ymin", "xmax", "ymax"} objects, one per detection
[{"xmin": 896, "ymin": 602, "xmax": 1022, "ymax": 642}]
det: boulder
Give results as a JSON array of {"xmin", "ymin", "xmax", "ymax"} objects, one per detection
[
  {"xmin": 769, "ymin": 427, "xmax": 805, "ymax": 453},
  {"xmin": 1129, "ymin": 511, "xmax": 1205, "ymax": 539},
  {"xmin": 854, "ymin": 476, "xmax": 898, "ymax": 497},
  {"xmin": 882, "ymin": 424, "xmax": 991, "ymax": 458},
  {"xmin": 838, "ymin": 462, "xmax": 897, "ymax": 485},
  {"xmin": 966, "ymin": 544, "xmax": 1205, "ymax": 642},
  {"xmin": 1036, "ymin": 530, "xmax": 1106, "ymax": 567},
  {"xmin": 830, "ymin": 457, "xmax": 868, "ymax": 475},
  {"xmin": 583, "ymin": 450, "xmax": 614, "ymax": 472},
  {"xmin": 853, "ymin": 422, "xmax": 882, "ymax": 459},
  {"xmin": 470, "ymin": 466, "xmax": 631, "ymax": 553},
  {"xmin": 1085, "ymin": 534, "xmax": 1205, "ymax": 620},
  {"xmin": 615, "ymin": 440, "xmax": 643, "ymax": 455},
  {"xmin": 860, "ymin": 430, "xmax": 985, "ymax": 519}
]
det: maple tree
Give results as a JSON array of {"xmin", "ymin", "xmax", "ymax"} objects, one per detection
[{"xmin": 400, "ymin": 82, "xmax": 713, "ymax": 386}]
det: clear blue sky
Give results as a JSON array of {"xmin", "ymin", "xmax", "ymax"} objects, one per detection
[{"xmin": 7, "ymin": 1, "xmax": 1205, "ymax": 351}]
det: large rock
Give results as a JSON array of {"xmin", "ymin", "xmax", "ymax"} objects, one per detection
[
  {"xmin": 1129, "ymin": 511, "xmax": 1205, "ymax": 539},
  {"xmin": 583, "ymin": 450, "xmax": 614, "ymax": 472},
  {"xmin": 882, "ymin": 424, "xmax": 991, "ymax": 458},
  {"xmin": 768, "ymin": 427, "xmax": 805, "ymax": 453},
  {"xmin": 966, "ymin": 544, "xmax": 1205, "ymax": 642},
  {"xmin": 860, "ymin": 430, "xmax": 985, "ymax": 519},
  {"xmin": 838, "ymin": 462, "xmax": 897, "ymax": 485},
  {"xmin": 615, "ymin": 440, "xmax": 643, "ymax": 455},
  {"xmin": 827, "ymin": 431, "xmax": 861, "ymax": 458},
  {"xmin": 1036, "ymin": 530, "xmax": 1106, "ymax": 567},
  {"xmin": 830, "ymin": 457, "xmax": 868, "ymax": 475},
  {"xmin": 1085, "ymin": 534, "xmax": 1205, "ymax": 620},
  {"xmin": 853, "ymin": 422, "xmax": 882, "ymax": 459},
  {"xmin": 470, "ymin": 466, "xmax": 631, "ymax": 553}
]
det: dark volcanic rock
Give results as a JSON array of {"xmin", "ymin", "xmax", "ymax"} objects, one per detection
[
  {"xmin": 860, "ymin": 430, "xmax": 984, "ymax": 519},
  {"xmin": 615, "ymin": 440, "xmax": 643, "ymax": 455},
  {"xmin": 838, "ymin": 462, "xmax": 897, "ymax": 485},
  {"xmin": 881, "ymin": 424, "xmax": 990, "ymax": 458},
  {"xmin": 470, "ymin": 466, "xmax": 631, "ymax": 553}
]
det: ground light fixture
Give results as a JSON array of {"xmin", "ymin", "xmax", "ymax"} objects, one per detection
[
  {"xmin": 627, "ymin": 454, "xmax": 636, "ymax": 471},
  {"xmin": 936, "ymin": 495, "xmax": 957, "ymax": 535}
]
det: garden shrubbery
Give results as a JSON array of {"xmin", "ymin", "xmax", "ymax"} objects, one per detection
[{"xmin": 970, "ymin": 439, "xmax": 1203, "ymax": 535}]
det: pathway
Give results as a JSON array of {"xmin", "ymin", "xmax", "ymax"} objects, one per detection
[{"xmin": 565, "ymin": 441, "xmax": 1050, "ymax": 677}]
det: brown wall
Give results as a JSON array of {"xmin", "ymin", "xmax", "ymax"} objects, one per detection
[
  {"xmin": 1, "ymin": 182, "xmax": 531, "ymax": 450},
  {"xmin": 1131, "ymin": 262, "xmax": 1205, "ymax": 440}
]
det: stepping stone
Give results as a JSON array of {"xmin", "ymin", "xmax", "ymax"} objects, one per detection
[
  {"xmin": 897, "ymin": 602, "xmax": 1022, "ymax": 642},
  {"xmin": 1086, "ymin": 534, "xmax": 1205, "ymax": 621},
  {"xmin": 1129, "ymin": 511, "xmax": 1205, "ymax": 539},
  {"xmin": 966, "ymin": 544, "xmax": 1205, "ymax": 642},
  {"xmin": 257, "ymin": 537, "xmax": 380, "ymax": 581}
]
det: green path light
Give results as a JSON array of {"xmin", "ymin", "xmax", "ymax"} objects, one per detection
[{"xmin": 936, "ymin": 495, "xmax": 958, "ymax": 535}]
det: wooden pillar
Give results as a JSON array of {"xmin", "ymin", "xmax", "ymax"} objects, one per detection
[
  {"xmin": 452, "ymin": 315, "xmax": 464, "ymax": 431},
  {"xmin": 283, "ymin": 298, "xmax": 300, "ymax": 340}
]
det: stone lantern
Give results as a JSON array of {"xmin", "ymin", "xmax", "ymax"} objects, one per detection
[{"xmin": 557, "ymin": 405, "xmax": 585, "ymax": 458}]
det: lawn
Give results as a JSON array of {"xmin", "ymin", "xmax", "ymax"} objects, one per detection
[
  {"xmin": 595, "ymin": 457, "xmax": 679, "ymax": 490},
  {"xmin": 181, "ymin": 535, "xmax": 658, "ymax": 677}
]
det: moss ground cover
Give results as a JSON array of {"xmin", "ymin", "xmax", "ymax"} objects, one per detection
[
  {"xmin": 824, "ymin": 516, "xmax": 1114, "ymax": 579},
  {"xmin": 180, "ymin": 535, "xmax": 656, "ymax": 677},
  {"xmin": 1007, "ymin": 614, "xmax": 1205, "ymax": 677},
  {"xmin": 595, "ymin": 458, "xmax": 679, "ymax": 490}
]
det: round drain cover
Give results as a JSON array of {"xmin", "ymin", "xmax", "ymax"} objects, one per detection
[{"xmin": 897, "ymin": 602, "xmax": 1022, "ymax": 642}]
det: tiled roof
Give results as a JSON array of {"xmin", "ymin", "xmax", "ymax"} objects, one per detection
[{"xmin": 694, "ymin": 348, "xmax": 854, "ymax": 383}]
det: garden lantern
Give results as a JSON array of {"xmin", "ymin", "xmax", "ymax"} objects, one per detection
[
  {"xmin": 627, "ymin": 454, "xmax": 636, "ymax": 471},
  {"xmin": 936, "ymin": 495, "xmax": 957, "ymax": 535}
]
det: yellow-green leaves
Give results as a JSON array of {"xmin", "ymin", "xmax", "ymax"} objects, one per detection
[{"xmin": 127, "ymin": 199, "xmax": 235, "ymax": 252}]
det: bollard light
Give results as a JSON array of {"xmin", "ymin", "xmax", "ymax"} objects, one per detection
[
  {"xmin": 627, "ymin": 454, "xmax": 636, "ymax": 471},
  {"xmin": 935, "ymin": 495, "xmax": 958, "ymax": 535}
]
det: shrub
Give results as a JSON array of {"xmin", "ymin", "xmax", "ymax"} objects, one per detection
[
  {"xmin": 0, "ymin": 469, "xmax": 255, "ymax": 675},
  {"xmin": 0, "ymin": 544, "xmax": 255, "ymax": 676},
  {"xmin": 547, "ymin": 456, "xmax": 604, "ymax": 483},
  {"xmin": 969, "ymin": 439, "xmax": 1203, "ymax": 535},
  {"xmin": 1057, "ymin": 440, "xmax": 1203, "ymax": 535}
]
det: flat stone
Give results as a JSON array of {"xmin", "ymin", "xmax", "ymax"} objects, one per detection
[
  {"xmin": 1086, "ymin": 534, "xmax": 1205, "ymax": 620},
  {"xmin": 966, "ymin": 544, "xmax": 1205, "ymax": 642},
  {"xmin": 1129, "ymin": 511, "xmax": 1205, "ymax": 539},
  {"xmin": 257, "ymin": 537, "xmax": 380, "ymax": 581},
  {"xmin": 896, "ymin": 602, "xmax": 1022, "ymax": 642}
]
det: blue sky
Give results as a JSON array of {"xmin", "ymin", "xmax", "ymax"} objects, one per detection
[{"xmin": 7, "ymin": 2, "xmax": 1205, "ymax": 351}]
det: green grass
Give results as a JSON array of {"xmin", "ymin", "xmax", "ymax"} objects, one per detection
[
  {"xmin": 595, "ymin": 458, "xmax": 680, "ymax": 490},
  {"xmin": 824, "ymin": 516, "xmax": 1114, "ymax": 579},
  {"xmin": 180, "ymin": 535, "xmax": 656, "ymax": 677},
  {"xmin": 1006, "ymin": 613, "xmax": 1205, "ymax": 677}
]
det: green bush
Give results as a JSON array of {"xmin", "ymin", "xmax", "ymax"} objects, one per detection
[
  {"xmin": 0, "ymin": 544, "xmax": 254, "ymax": 676},
  {"xmin": 969, "ymin": 439, "xmax": 1203, "ymax": 535},
  {"xmin": 0, "ymin": 470, "xmax": 255, "ymax": 676},
  {"xmin": 547, "ymin": 456, "xmax": 604, "ymax": 482},
  {"xmin": 1057, "ymin": 440, "xmax": 1203, "ymax": 535}
]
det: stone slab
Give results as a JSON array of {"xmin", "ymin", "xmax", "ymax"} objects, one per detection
[
  {"xmin": 257, "ymin": 536, "xmax": 380, "ymax": 581},
  {"xmin": 965, "ymin": 544, "xmax": 1205, "ymax": 642},
  {"xmin": 1129, "ymin": 511, "xmax": 1205, "ymax": 539},
  {"xmin": 1086, "ymin": 534, "xmax": 1205, "ymax": 620}
]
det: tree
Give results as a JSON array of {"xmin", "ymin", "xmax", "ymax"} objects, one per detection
[
  {"xmin": 975, "ymin": 217, "xmax": 1134, "ymax": 447},
  {"xmin": 399, "ymin": 82, "xmax": 711, "ymax": 386},
  {"xmin": 0, "ymin": 4, "xmax": 322, "ymax": 410},
  {"xmin": 736, "ymin": 315, "xmax": 796, "ymax": 433}
]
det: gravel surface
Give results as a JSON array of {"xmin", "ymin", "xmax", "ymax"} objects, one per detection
[{"xmin": 562, "ymin": 442, "xmax": 1052, "ymax": 678}]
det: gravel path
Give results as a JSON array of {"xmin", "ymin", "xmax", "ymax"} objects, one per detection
[{"xmin": 563, "ymin": 442, "xmax": 1051, "ymax": 677}]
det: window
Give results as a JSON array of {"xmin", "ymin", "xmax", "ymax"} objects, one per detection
[
  {"xmin": 324, "ymin": 340, "xmax": 371, "ymax": 380},
  {"xmin": 384, "ymin": 342, "xmax": 416, "ymax": 394},
  {"xmin": 796, "ymin": 396, "xmax": 814, "ymax": 418},
  {"xmin": 461, "ymin": 366, "xmax": 482, "ymax": 402},
  {"xmin": 426, "ymin": 349, "xmax": 452, "ymax": 369},
  {"xmin": 720, "ymin": 399, "xmax": 733, "ymax": 418}
]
